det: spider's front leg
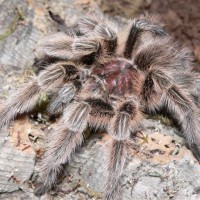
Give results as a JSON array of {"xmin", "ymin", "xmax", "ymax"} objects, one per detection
[
  {"xmin": 120, "ymin": 16, "xmax": 167, "ymax": 59},
  {"xmin": 104, "ymin": 99, "xmax": 142, "ymax": 200},
  {"xmin": 47, "ymin": 80, "xmax": 82, "ymax": 115},
  {"xmin": 38, "ymin": 30, "xmax": 115, "ymax": 64},
  {"xmin": 72, "ymin": 24, "xmax": 118, "ymax": 65},
  {"xmin": 0, "ymin": 62, "xmax": 79, "ymax": 128}
]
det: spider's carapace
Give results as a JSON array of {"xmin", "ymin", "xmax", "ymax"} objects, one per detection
[{"xmin": 93, "ymin": 59, "xmax": 143, "ymax": 96}]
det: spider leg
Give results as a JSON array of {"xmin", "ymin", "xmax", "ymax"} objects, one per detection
[
  {"xmin": 35, "ymin": 14, "xmax": 104, "ymax": 66},
  {"xmin": 38, "ymin": 32, "xmax": 101, "ymax": 64},
  {"xmin": 141, "ymin": 67, "xmax": 200, "ymax": 161},
  {"xmin": 47, "ymin": 80, "xmax": 82, "ymax": 115},
  {"xmin": 173, "ymin": 71, "xmax": 200, "ymax": 108},
  {"xmin": 38, "ymin": 14, "xmax": 118, "ymax": 65},
  {"xmin": 34, "ymin": 96, "xmax": 115, "ymax": 196},
  {"xmin": 0, "ymin": 79, "xmax": 40, "ymax": 128},
  {"xmin": 78, "ymin": 13, "xmax": 116, "ymax": 36},
  {"xmin": 34, "ymin": 100, "xmax": 91, "ymax": 196},
  {"xmin": 136, "ymin": 35, "xmax": 200, "ymax": 161},
  {"xmin": 121, "ymin": 17, "xmax": 167, "ymax": 59},
  {"xmin": 86, "ymin": 98, "xmax": 115, "ymax": 129},
  {"xmin": 37, "ymin": 32, "xmax": 74, "ymax": 60},
  {"xmin": 104, "ymin": 100, "xmax": 142, "ymax": 200},
  {"xmin": 0, "ymin": 62, "xmax": 80, "ymax": 128},
  {"xmin": 94, "ymin": 23, "xmax": 118, "ymax": 56},
  {"xmin": 78, "ymin": 14, "xmax": 99, "ymax": 34},
  {"xmin": 72, "ymin": 25, "xmax": 117, "ymax": 65},
  {"xmin": 161, "ymin": 85, "xmax": 200, "ymax": 161},
  {"xmin": 37, "ymin": 31, "xmax": 101, "ymax": 63}
]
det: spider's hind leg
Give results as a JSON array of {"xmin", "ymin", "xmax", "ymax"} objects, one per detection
[
  {"xmin": 161, "ymin": 85, "xmax": 200, "ymax": 161},
  {"xmin": 141, "ymin": 67, "xmax": 200, "ymax": 161},
  {"xmin": 34, "ymin": 100, "xmax": 91, "ymax": 196}
]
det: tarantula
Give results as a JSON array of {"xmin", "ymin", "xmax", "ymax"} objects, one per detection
[{"xmin": 1, "ymin": 13, "xmax": 200, "ymax": 200}]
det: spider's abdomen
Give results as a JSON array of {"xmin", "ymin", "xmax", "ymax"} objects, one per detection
[{"xmin": 93, "ymin": 60, "xmax": 143, "ymax": 96}]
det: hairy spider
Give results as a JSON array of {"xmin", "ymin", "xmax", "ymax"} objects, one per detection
[{"xmin": 1, "ymin": 13, "xmax": 200, "ymax": 200}]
